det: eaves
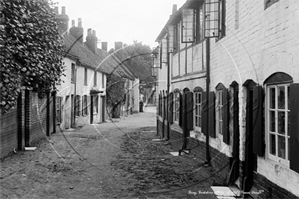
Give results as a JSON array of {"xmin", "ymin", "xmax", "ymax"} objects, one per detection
[{"xmin": 155, "ymin": 0, "xmax": 203, "ymax": 42}]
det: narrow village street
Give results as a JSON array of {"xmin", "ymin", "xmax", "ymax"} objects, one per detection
[{"xmin": 0, "ymin": 105, "xmax": 223, "ymax": 199}]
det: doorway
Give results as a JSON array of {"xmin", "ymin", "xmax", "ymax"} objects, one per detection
[
  {"xmin": 243, "ymin": 80, "xmax": 257, "ymax": 192},
  {"xmin": 230, "ymin": 82, "xmax": 240, "ymax": 185}
]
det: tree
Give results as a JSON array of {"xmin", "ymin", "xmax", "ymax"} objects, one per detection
[
  {"xmin": 106, "ymin": 74, "xmax": 126, "ymax": 118},
  {"xmin": 0, "ymin": 0, "xmax": 64, "ymax": 114},
  {"xmin": 123, "ymin": 41, "xmax": 154, "ymax": 84}
]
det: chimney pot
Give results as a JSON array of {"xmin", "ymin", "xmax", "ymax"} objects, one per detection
[
  {"xmin": 71, "ymin": 20, "xmax": 75, "ymax": 27},
  {"xmin": 62, "ymin": 6, "xmax": 66, "ymax": 15},
  {"xmin": 87, "ymin": 28, "xmax": 92, "ymax": 35},
  {"xmin": 102, "ymin": 42, "xmax": 108, "ymax": 52},
  {"xmin": 172, "ymin": 4, "xmax": 177, "ymax": 15},
  {"xmin": 92, "ymin": 30, "xmax": 96, "ymax": 37},
  {"xmin": 78, "ymin": 18, "xmax": 82, "ymax": 27}
]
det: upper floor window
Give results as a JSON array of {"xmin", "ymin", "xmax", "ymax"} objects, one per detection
[
  {"xmin": 218, "ymin": 0, "xmax": 226, "ymax": 39},
  {"xmin": 267, "ymin": 84, "xmax": 290, "ymax": 166},
  {"xmin": 84, "ymin": 67, "xmax": 87, "ymax": 85},
  {"xmin": 265, "ymin": 0, "xmax": 279, "ymax": 9},
  {"xmin": 71, "ymin": 63, "xmax": 75, "ymax": 83},
  {"xmin": 204, "ymin": 0, "xmax": 226, "ymax": 39},
  {"xmin": 173, "ymin": 22, "xmax": 180, "ymax": 54},
  {"xmin": 195, "ymin": 4, "xmax": 204, "ymax": 43}
]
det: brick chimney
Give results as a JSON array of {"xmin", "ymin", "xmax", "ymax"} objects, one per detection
[
  {"xmin": 114, "ymin": 42, "xmax": 123, "ymax": 50},
  {"xmin": 69, "ymin": 18, "xmax": 84, "ymax": 44},
  {"xmin": 55, "ymin": 6, "xmax": 69, "ymax": 33},
  {"xmin": 172, "ymin": 4, "xmax": 177, "ymax": 15},
  {"xmin": 85, "ymin": 29, "xmax": 98, "ymax": 53},
  {"xmin": 101, "ymin": 42, "xmax": 108, "ymax": 52}
]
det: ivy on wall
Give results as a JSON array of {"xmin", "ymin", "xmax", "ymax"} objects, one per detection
[{"xmin": 0, "ymin": 0, "xmax": 64, "ymax": 114}]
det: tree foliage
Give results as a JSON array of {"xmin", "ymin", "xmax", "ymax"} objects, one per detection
[
  {"xmin": 0, "ymin": 0, "xmax": 64, "ymax": 114},
  {"xmin": 106, "ymin": 74, "xmax": 125, "ymax": 107},
  {"xmin": 123, "ymin": 41, "xmax": 154, "ymax": 84}
]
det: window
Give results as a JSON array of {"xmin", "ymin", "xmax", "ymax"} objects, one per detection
[
  {"xmin": 56, "ymin": 97, "xmax": 62, "ymax": 123},
  {"xmin": 71, "ymin": 63, "xmax": 76, "ymax": 83},
  {"xmin": 93, "ymin": 71, "xmax": 97, "ymax": 87},
  {"xmin": 84, "ymin": 67, "xmax": 87, "ymax": 85},
  {"xmin": 173, "ymin": 22, "xmax": 180, "ymax": 54},
  {"xmin": 194, "ymin": 92, "xmax": 202, "ymax": 128},
  {"xmin": 75, "ymin": 95, "xmax": 80, "ymax": 116},
  {"xmin": 218, "ymin": 0, "xmax": 226, "ymax": 38},
  {"xmin": 182, "ymin": 9, "xmax": 195, "ymax": 43},
  {"xmin": 195, "ymin": 4, "xmax": 204, "ymax": 42},
  {"xmin": 173, "ymin": 92, "xmax": 180, "ymax": 123},
  {"xmin": 267, "ymin": 84, "xmax": 290, "ymax": 166},
  {"xmin": 216, "ymin": 90, "xmax": 223, "ymax": 135},
  {"xmin": 82, "ymin": 95, "xmax": 88, "ymax": 116},
  {"xmin": 265, "ymin": 0, "xmax": 279, "ymax": 9},
  {"xmin": 102, "ymin": 73, "xmax": 105, "ymax": 88},
  {"xmin": 204, "ymin": 0, "xmax": 226, "ymax": 39}
]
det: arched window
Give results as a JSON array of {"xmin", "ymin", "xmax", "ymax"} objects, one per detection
[
  {"xmin": 193, "ymin": 87, "xmax": 203, "ymax": 130},
  {"xmin": 215, "ymin": 83, "xmax": 229, "ymax": 144},
  {"xmin": 173, "ymin": 89, "xmax": 181, "ymax": 124},
  {"xmin": 264, "ymin": 72, "xmax": 295, "ymax": 169}
]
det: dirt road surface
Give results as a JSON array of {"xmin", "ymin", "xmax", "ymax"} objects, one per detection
[{"xmin": 0, "ymin": 105, "xmax": 221, "ymax": 199}]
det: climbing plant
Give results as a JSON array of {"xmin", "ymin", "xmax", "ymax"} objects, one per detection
[
  {"xmin": 0, "ymin": 0, "xmax": 64, "ymax": 114},
  {"xmin": 106, "ymin": 74, "xmax": 125, "ymax": 107}
]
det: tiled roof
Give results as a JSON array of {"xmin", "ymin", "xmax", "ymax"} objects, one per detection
[{"xmin": 63, "ymin": 33, "xmax": 136, "ymax": 80}]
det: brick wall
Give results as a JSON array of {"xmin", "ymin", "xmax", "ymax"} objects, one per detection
[{"xmin": 254, "ymin": 172, "xmax": 298, "ymax": 199}]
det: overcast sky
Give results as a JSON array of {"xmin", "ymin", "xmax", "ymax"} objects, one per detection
[{"xmin": 56, "ymin": 0, "xmax": 186, "ymax": 50}]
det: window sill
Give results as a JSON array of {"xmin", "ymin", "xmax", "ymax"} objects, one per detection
[{"xmin": 268, "ymin": 154, "xmax": 289, "ymax": 168}]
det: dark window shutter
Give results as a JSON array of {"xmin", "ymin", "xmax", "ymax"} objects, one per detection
[
  {"xmin": 223, "ymin": 88, "xmax": 230, "ymax": 144},
  {"xmin": 186, "ymin": 91, "xmax": 194, "ymax": 130},
  {"xmin": 252, "ymin": 85, "xmax": 264, "ymax": 156},
  {"xmin": 164, "ymin": 95, "xmax": 167, "ymax": 119},
  {"xmin": 168, "ymin": 92, "xmax": 174, "ymax": 123},
  {"xmin": 159, "ymin": 94, "xmax": 161, "ymax": 116},
  {"xmin": 201, "ymin": 92, "xmax": 208, "ymax": 135},
  {"xmin": 179, "ymin": 93, "xmax": 183, "ymax": 127},
  {"xmin": 209, "ymin": 92, "xmax": 216, "ymax": 138},
  {"xmin": 289, "ymin": 83, "xmax": 299, "ymax": 173}
]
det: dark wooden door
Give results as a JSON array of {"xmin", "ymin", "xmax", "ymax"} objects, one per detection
[
  {"xmin": 231, "ymin": 87, "xmax": 240, "ymax": 184},
  {"xmin": 90, "ymin": 96, "xmax": 93, "ymax": 124}
]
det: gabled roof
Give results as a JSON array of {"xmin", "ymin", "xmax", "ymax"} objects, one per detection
[
  {"xmin": 63, "ymin": 33, "xmax": 136, "ymax": 80},
  {"xmin": 155, "ymin": 0, "xmax": 203, "ymax": 42}
]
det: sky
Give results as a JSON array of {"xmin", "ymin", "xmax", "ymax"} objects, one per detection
[{"xmin": 56, "ymin": 0, "xmax": 186, "ymax": 50}]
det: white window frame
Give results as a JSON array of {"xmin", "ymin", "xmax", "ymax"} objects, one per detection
[
  {"xmin": 194, "ymin": 92, "xmax": 202, "ymax": 131},
  {"xmin": 266, "ymin": 84, "xmax": 290, "ymax": 167},
  {"xmin": 173, "ymin": 92, "xmax": 180, "ymax": 124},
  {"xmin": 216, "ymin": 90, "xmax": 223, "ymax": 138}
]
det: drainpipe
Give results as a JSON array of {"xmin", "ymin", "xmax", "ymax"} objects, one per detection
[
  {"xmin": 73, "ymin": 66, "xmax": 77, "ymax": 128},
  {"xmin": 166, "ymin": 46, "xmax": 171, "ymax": 141},
  {"xmin": 46, "ymin": 90, "xmax": 50, "ymax": 136},
  {"xmin": 205, "ymin": 38, "xmax": 211, "ymax": 166}
]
